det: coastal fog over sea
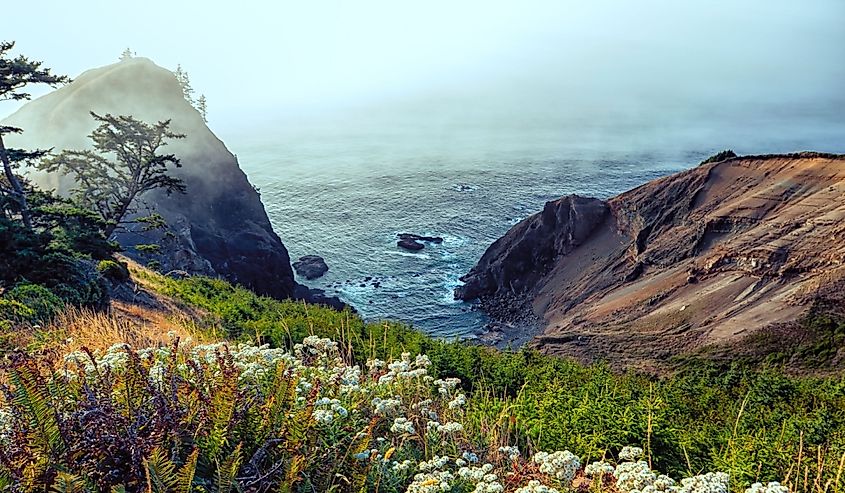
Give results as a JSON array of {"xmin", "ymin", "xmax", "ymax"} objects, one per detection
[{"xmin": 224, "ymin": 96, "xmax": 845, "ymax": 337}]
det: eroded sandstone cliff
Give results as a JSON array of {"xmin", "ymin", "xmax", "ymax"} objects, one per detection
[{"xmin": 458, "ymin": 152, "xmax": 845, "ymax": 368}]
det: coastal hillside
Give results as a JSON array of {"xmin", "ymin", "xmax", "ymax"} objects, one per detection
[
  {"xmin": 457, "ymin": 152, "xmax": 845, "ymax": 369},
  {"xmin": 2, "ymin": 259, "xmax": 843, "ymax": 492},
  {"xmin": 1, "ymin": 58, "xmax": 298, "ymax": 299}
]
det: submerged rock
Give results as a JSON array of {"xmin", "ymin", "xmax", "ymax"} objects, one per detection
[{"xmin": 397, "ymin": 233, "xmax": 443, "ymax": 251}]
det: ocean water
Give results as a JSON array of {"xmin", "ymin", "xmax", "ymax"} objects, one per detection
[{"xmin": 226, "ymin": 103, "xmax": 845, "ymax": 339}]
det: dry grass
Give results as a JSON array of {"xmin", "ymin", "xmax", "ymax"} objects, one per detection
[{"xmin": 8, "ymin": 303, "xmax": 210, "ymax": 366}]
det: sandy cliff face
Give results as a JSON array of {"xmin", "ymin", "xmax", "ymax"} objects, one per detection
[
  {"xmin": 2, "ymin": 58, "xmax": 297, "ymax": 299},
  {"xmin": 458, "ymin": 152, "xmax": 845, "ymax": 367}
]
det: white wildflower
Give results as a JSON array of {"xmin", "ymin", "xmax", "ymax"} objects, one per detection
[
  {"xmin": 585, "ymin": 460, "xmax": 615, "ymax": 476},
  {"xmin": 620, "ymin": 446, "xmax": 645, "ymax": 462},
  {"xmin": 679, "ymin": 472, "xmax": 729, "ymax": 493},
  {"xmin": 746, "ymin": 482, "xmax": 789, "ymax": 493},
  {"xmin": 533, "ymin": 450, "xmax": 580, "ymax": 484},
  {"xmin": 514, "ymin": 480, "xmax": 560, "ymax": 493},
  {"xmin": 390, "ymin": 417, "xmax": 415, "ymax": 435}
]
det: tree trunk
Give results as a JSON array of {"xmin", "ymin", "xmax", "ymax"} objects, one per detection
[{"xmin": 0, "ymin": 133, "xmax": 32, "ymax": 229}]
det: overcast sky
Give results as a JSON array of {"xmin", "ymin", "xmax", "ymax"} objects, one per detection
[{"xmin": 3, "ymin": 0, "xmax": 844, "ymax": 131}]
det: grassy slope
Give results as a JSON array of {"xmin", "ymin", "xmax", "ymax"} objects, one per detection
[{"xmin": 123, "ymin": 265, "xmax": 845, "ymax": 490}]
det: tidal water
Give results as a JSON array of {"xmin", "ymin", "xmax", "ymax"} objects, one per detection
[{"xmin": 225, "ymin": 102, "xmax": 845, "ymax": 339}]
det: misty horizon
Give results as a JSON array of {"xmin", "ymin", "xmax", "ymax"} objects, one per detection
[{"xmin": 3, "ymin": 0, "xmax": 844, "ymax": 147}]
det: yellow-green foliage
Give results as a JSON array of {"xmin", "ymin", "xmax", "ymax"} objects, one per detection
[{"xmin": 96, "ymin": 260, "xmax": 130, "ymax": 282}]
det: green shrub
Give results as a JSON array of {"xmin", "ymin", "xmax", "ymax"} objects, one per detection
[
  {"xmin": 96, "ymin": 259, "xmax": 130, "ymax": 282},
  {"xmin": 0, "ymin": 298, "xmax": 36, "ymax": 326},
  {"xmin": 134, "ymin": 243, "xmax": 161, "ymax": 254},
  {"xmin": 5, "ymin": 283, "xmax": 64, "ymax": 323},
  {"xmin": 700, "ymin": 149, "xmax": 738, "ymax": 165}
]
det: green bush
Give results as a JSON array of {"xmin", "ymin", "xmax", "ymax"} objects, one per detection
[
  {"xmin": 4, "ymin": 283, "xmax": 64, "ymax": 323},
  {"xmin": 700, "ymin": 149, "xmax": 738, "ymax": 165},
  {"xmin": 0, "ymin": 298, "xmax": 36, "ymax": 327},
  {"xmin": 96, "ymin": 259, "xmax": 130, "ymax": 282},
  {"xmin": 0, "ymin": 196, "xmax": 112, "ymax": 312},
  {"xmin": 134, "ymin": 243, "xmax": 161, "ymax": 254}
]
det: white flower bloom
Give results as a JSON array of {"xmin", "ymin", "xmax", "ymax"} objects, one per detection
[
  {"xmin": 745, "ymin": 483, "xmax": 789, "ymax": 493},
  {"xmin": 498, "ymin": 445, "xmax": 521, "ymax": 461},
  {"xmin": 312, "ymin": 409, "xmax": 334, "ymax": 424},
  {"xmin": 372, "ymin": 397, "xmax": 402, "ymax": 415},
  {"xmin": 448, "ymin": 393, "xmax": 467, "ymax": 409},
  {"xmin": 533, "ymin": 450, "xmax": 581, "ymax": 484},
  {"xmin": 620, "ymin": 446, "xmax": 645, "ymax": 462},
  {"xmin": 392, "ymin": 459, "xmax": 412, "ymax": 473},
  {"xmin": 679, "ymin": 472, "xmax": 729, "ymax": 493},
  {"xmin": 462, "ymin": 451, "xmax": 480, "ymax": 463},
  {"xmin": 585, "ymin": 460, "xmax": 615, "ymax": 476},
  {"xmin": 514, "ymin": 480, "xmax": 560, "ymax": 493},
  {"xmin": 390, "ymin": 417, "xmax": 415, "ymax": 434}
]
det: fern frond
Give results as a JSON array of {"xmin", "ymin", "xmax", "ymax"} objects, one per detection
[
  {"xmin": 50, "ymin": 472, "xmax": 88, "ymax": 493},
  {"xmin": 10, "ymin": 361, "xmax": 66, "ymax": 459},
  {"xmin": 177, "ymin": 449, "xmax": 199, "ymax": 493},
  {"xmin": 144, "ymin": 447, "xmax": 179, "ymax": 493},
  {"xmin": 215, "ymin": 443, "xmax": 242, "ymax": 493}
]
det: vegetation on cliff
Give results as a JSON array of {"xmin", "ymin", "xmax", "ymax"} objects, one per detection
[{"xmin": 2, "ymin": 264, "xmax": 843, "ymax": 492}]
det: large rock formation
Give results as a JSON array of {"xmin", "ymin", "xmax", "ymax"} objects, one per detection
[
  {"xmin": 2, "ymin": 58, "xmax": 304, "ymax": 301},
  {"xmin": 457, "ymin": 152, "xmax": 845, "ymax": 368}
]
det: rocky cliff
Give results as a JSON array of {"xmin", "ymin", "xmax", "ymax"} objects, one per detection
[
  {"xmin": 457, "ymin": 152, "xmax": 845, "ymax": 368},
  {"xmin": 2, "ymin": 58, "xmax": 316, "ymax": 302}
]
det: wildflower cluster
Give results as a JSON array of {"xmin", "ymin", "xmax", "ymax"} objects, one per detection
[
  {"xmin": 533, "ymin": 450, "xmax": 581, "ymax": 483},
  {"xmin": 746, "ymin": 483, "xmax": 790, "ymax": 493}
]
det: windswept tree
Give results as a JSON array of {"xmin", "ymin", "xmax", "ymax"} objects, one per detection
[
  {"xmin": 173, "ymin": 64, "xmax": 194, "ymax": 105},
  {"xmin": 0, "ymin": 41, "xmax": 69, "ymax": 228},
  {"xmin": 196, "ymin": 94, "xmax": 208, "ymax": 122},
  {"xmin": 119, "ymin": 47, "xmax": 134, "ymax": 61},
  {"xmin": 39, "ymin": 112, "xmax": 186, "ymax": 237}
]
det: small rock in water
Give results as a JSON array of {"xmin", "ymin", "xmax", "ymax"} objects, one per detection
[
  {"xmin": 397, "ymin": 233, "xmax": 444, "ymax": 251},
  {"xmin": 293, "ymin": 255, "xmax": 329, "ymax": 280}
]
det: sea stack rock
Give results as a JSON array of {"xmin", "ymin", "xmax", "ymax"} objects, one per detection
[{"xmin": 2, "ymin": 58, "xmax": 298, "ymax": 299}]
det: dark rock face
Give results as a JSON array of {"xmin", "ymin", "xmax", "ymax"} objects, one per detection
[
  {"xmin": 293, "ymin": 255, "xmax": 329, "ymax": 280},
  {"xmin": 397, "ymin": 233, "xmax": 444, "ymax": 251},
  {"xmin": 454, "ymin": 195, "xmax": 609, "ymax": 301},
  {"xmin": 2, "ymin": 58, "xmax": 299, "ymax": 299},
  {"xmin": 293, "ymin": 285, "xmax": 349, "ymax": 312}
]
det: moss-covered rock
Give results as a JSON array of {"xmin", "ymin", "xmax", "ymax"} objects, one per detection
[{"xmin": 97, "ymin": 259, "xmax": 130, "ymax": 282}]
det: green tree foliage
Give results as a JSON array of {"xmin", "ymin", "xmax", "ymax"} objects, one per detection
[
  {"xmin": 0, "ymin": 41, "xmax": 69, "ymax": 228},
  {"xmin": 700, "ymin": 150, "xmax": 738, "ymax": 165},
  {"xmin": 0, "ymin": 187, "xmax": 114, "ymax": 325},
  {"xmin": 40, "ymin": 112, "xmax": 186, "ymax": 237}
]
